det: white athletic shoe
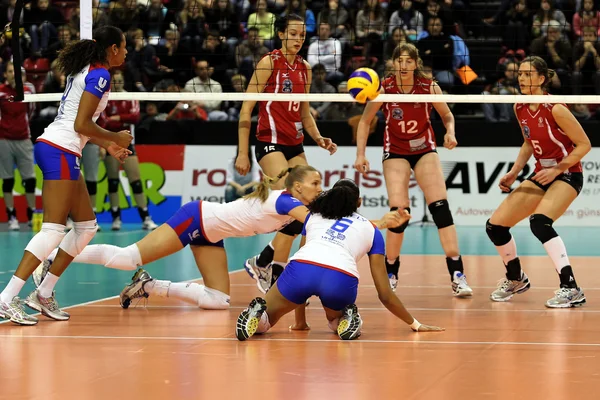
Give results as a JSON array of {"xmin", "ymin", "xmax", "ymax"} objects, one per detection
[
  {"xmin": 32, "ymin": 259, "xmax": 52, "ymax": 288},
  {"xmin": 0, "ymin": 296, "xmax": 38, "ymax": 325},
  {"xmin": 244, "ymin": 255, "xmax": 272, "ymax": 294},
  {"xmin": 120, "ymin": 268, "xmax": 155, "ymax": 309},
  {"xmin": 25, "ymin": 289, "xmax": 70, "ymax": 321},
  {"xmin": 452, "ymin": 272, "xmax": 473, "ymax": 297},
  {"xmin": 235, "ymin": 297, "xmax": 267, "ymax": 341},
  {"xmin": 111, "ymin": 217, "xmax": 122, "ymax": 231},
  {"xmin": 337, "ymin": 304, "xmax": 363, "ymax": 340},
  {"xmin": 490, "ymin": 273, "xmax": 531, "ymax": 302},
  {"xmin": 142, "ymin": 217, "xmax": 158, "ymax": 230},
  {"xmin": 545, "ymin": 287, "xmax": 586, "ymax": 308},
  {"xmin": 8, "ymin": 216, "xmax": 19, "ymax": 231}
]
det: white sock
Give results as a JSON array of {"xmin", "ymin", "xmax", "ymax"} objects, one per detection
[
  {"xmin": 543, "ymin": 237, "xmax": 571, "ymax": 274},
  {"xmin": 38, "ymin": 272, "xmax": 59, "ymax": 298},
  {"xmin": 0, "ymin": 276, "xmax": 26, "ymax": 303},
  {"xmin": 496, "ymin": 236, "xmax": 518, "ymax": 265},
  {"xmin": 256, "ymin": 312, "xmax": 271, "ymax": 334}
]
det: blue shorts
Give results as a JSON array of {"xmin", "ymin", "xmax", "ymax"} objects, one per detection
[
  {"xmin": 35, "ymin": 140, "xmax": 81, "ymax": 181},
  {"xmin": 165, "ymin": 200, "xmax": 224, "ymax": 248},
  {"xmin": 277, "ymin": 260, "xmax": 359, "ymax": 311}
]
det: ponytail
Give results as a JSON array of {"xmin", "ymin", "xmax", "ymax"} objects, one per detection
[{"xmin": 245, "ymin": 168, "xmax": 289, "ymax": 202}]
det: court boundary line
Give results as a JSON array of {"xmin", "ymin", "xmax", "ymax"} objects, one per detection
[{"xmin": 1, "ymin": 334, "xmax": 600, "ymax": 347}]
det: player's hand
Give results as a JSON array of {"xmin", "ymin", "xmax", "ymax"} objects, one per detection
[
  {"xmin": 316, "ymin": 136, "xmax": 337, "ymax": 155},
  {"xmin": 107, "ymin": 143, "xmax": 132, "ymax": 164},
  {"xmin": 443, "ymin": 132, "xmax": 458, "ymax": 150},
  {"xmin": 114, "ymin": 130, "xmax": 133, "ymax": 149},
  {"xmin": 354, "ymin": 155, "xmax": 370, "ymax": 177},
  {"xmin": 98, "ymin": 146, "xmax": 107, "ymax": 160},
  {"xmin": 531, "ymin": 168, "xmax": 561, "ymax": 186},
  {"xmin": 235, "ymin": 153, "xmax": 250, "ymax": 176},
  {"xmin": 381, "ymin": 209, "xmax": 411, "ymax": 229},
  {"xmin": 412, "ymin": 324, "xmax": 445, "ymax": 332},
  {"xmin": 498, "ymin": 171, "xmax": 517, "ymax": 192}
]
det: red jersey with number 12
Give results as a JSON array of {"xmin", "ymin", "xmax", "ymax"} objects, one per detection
[
  {"xmin": 515, "ymin": 103, "xmax": 582, "ymax": 173},
  {"xmin": 256, "ymin": 49, "xmax": 308, "ymax": 146},
  {"xmin": 381, "ymin": 75, "xmax": 435, "ymax": 155}
]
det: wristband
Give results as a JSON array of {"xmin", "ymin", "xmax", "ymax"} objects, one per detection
[{"xmin": 410, "ymin": 318, "xmax": 421, "ymax": 331}]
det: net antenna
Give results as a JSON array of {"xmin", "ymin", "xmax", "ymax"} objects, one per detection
[
  {"xmin": 5, "ymin": 0, "xmax": 25, "ymax": 102},
  {"xmin": 80, "ymin": 0, "xmax": 93, "ymax": 40}
]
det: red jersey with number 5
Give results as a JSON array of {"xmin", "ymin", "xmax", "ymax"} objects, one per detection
[
  {"xmin": 256, "ymin": 49, "xmax": 308, "ymax": 146},
  {"xmin": 515, "ymin": 103, "xmax": 582, "ymax": 173},
  {"xmin": 381, "ymin": 75, "xmax": 435, "ymax": 155}
]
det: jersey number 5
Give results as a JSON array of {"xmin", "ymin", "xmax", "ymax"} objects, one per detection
[
  {"xmin": 330, "ymin": 218, "xmax": 354, "ymax": 233},
  {"xmin": 398, "ymin": 120, "xmax": 418, "ymax": 134},
  {"xmin": 531, "ymin": 139, "xmax": 543, "ymax": 155}
]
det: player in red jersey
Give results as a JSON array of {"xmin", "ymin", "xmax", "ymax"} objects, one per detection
[
  {"xmin": 235, "ymin": 13, "xmax": 337, "ymax": 298},
  {"xmin": 99, "ymin": 70, "xmax": 158, "ymax": 231},
  {"xmin": 353, "ymin": 43, "xmax": 473, "ymax": 297},
  {"xmin": 486, "ymin": 56, "xmax": 591, "ymax": 308},
  {"xmin": 0, "ymin": 62, "xmax": 37, "ymax": 230}
]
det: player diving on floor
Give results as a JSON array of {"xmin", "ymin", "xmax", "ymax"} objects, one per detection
[{"xmin": 33, "ymin": 166, "xmax": 407, "ymax": 310}]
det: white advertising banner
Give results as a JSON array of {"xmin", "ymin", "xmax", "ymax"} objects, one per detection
[
  {"xmin": 438, "ymin": 147, "xmax": 600, "ymax": 226},
  {"xmin": 182, "ymin": 145, "xmax": 600, "ymax": 227},
  {"xmin": 182, "ymin": 145, "xmax": 426, "ymax": 222}
]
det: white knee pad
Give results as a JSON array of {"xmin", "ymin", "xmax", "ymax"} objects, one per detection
[
  {"xmin": 59, "ymin": 220, "xmax": 98, "ymax": 257},
  {"xmin": 198, "ymin": 286, "xmax": 231, "ymax": 310},
  {"xmin": 24, "ymin": 223, "xmax": 66, "ymax": 261},
  {"xmin": 104, "ymin": 244, "xmax": 142, "ymax": 270}
]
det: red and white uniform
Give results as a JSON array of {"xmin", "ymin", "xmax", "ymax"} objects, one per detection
[
  {"xmin": 256, "ymin": 49, "xmax": 309, "ymax": 146},
  {"xmin": 101, "ymin": 99, "xmax": 140, "ymax": 132},
  {"xmin": 515, "ymin": 103, "xmax": 582, "ymax": 173},
  {"xmin": 0, "ymin": 82, "xmax": 35, "ymax": 140},
  {"xmin": 381, "ymin": 75, "xmax": 436, "ymax": 155}
]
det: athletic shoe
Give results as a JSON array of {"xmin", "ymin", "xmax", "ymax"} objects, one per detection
[
  {"xmin": 32, "ymin": 259, "xmax": 52, "ymax": 288},
  {"xmin": 388, "ymin": 273, "xmax": 398, "ymax": 291},
  {"xmin": 545, "ymin": 287, "xmax": 586, "ymax": 308},
  {"xmin": 236, "ymin": 297, "xmax": 267, "ymax": 341},
  {"xmin": 0, "ymin": 296, "xmax": 38, "ymax": 325},
  {"xmin": 337, "ymin": 304, "xmax": 363, "ymax": 340},
  {"xmin": 120, "ymin": 268, "xmax": 154, "ymax": 309},
  {"xmin": 8, "ymin": 216, "xmax": 19, "ymax": 231},
  {"xmin": 452, "ymin": 272, "xmax": 473, "ymax": 297},
  {"xmin": 111, "ymin": 217, "xmax": 122, "ymax": 231},
  {"xmin": 490, "ymin": 273, "xmax": 531, "ymax": 302},
  {"xmin": 244, "ymin": 255, "xmax": 272, "ymax": 294},
  {"xmin": 25, "ymin": 289, "xmax": 70, "ymax": 321},
  {"xmin": 142, "ymin": 217, "xmax": 158, "ymax": 230}
]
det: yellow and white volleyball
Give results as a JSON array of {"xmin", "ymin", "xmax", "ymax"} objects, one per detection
[{"xmin": 348, "ymin": 68, "xmax": 381, "ymax": 104}]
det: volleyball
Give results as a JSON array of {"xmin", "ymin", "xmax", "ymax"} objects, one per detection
[{"xmin": 348, "ymin": 68, "xmax": 381, "ymax": 104}]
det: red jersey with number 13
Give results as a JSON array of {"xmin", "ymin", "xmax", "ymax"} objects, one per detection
[
  {"xmin": 257, "ymin": 49, "xmax": 308, "ymax": 146},
  {"xmin": 515, "ymin": 103, "xmax": 582, "ymax": 173},
  {"xmin": 381, "ymin": 75, "xmax": 436, "ymax": 155}
]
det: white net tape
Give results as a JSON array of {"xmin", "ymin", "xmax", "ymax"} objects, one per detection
[{"xmin": 22, "ymin": 92, "xmax": 600, "ymax": 104}]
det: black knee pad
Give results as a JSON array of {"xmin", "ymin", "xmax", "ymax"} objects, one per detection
[
  {"xmin": 85, "ymin": 180, "xmax": 97, "ymax": 196},
  {"xmin": 108, "ymin": 178, "xmax": 120, "ymax": 193},
  {"xmin": 388, "ymin": 206, "xmax": 410, "ymax": 234},
  {"xmin": 130, "ymin": 179, "xmax": 144, "ymax": 194},
  {"xmin": 23, "ymin": 177, "xmax": 36, "ymax": 193},
  {"xmin": 2, "ymin": 178, "xmax": 14, "ymax": 193},
  {"xmin": 485, "ymin": 219, "xmax": 512, "ymax": 246},
  {"xmin": 279, "ymin": 220, "xmax": 303, "ymax": 236},
  {"xmin": 428, "ymin": 199, "xmax": 454, "ymax": 229},
  {"xmin": 529, "ymin": 214, "xmax": 558, "ymax": 244}
]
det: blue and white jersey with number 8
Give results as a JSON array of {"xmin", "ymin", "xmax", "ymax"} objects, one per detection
[
  {"xmin": 290, "ymin": 212, "xmax": 385, "ymax": 279},
  {"xmin": 38, "ymin": 64, "xmax": 111, "ymax": 156}
]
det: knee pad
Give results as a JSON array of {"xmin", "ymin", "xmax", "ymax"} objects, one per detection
[
  {"xmin": 130, "ymin": 179, "xmax": 144, "ymax": 194},
  {"xmin": 104, "ymin": 244, "xmax": 142, "ymax": 270},
  {"xmin": 23, "ymin": 177, "xmax": 36, "ymax": 193},
  {"xmin": 85, "ymin": 181, "xmax": 97, "ymax": 196},
  {"xmin": 428, "ymin": 199, "xmax": 454, "ymax": 229},
  {"xmin": 388, "ymin": 206, "xmax": 410, "ymax": 234},
  {"xmin": 198, "ymin": 285, "xmax": 231, "ymax": 310},
  {"xmin": 485, "ymin": 219, "xmax": 512, "ymax": 246},
  {"xmin": 59, "ymin": 220, "xmax": 99, "ymax": 257},
  {"xmin": 280, "ymin": 220, "xmax": 303, "ymax": 236},
  {"xmin": 2, "ymin": 178, "xmax": 14, "ymax": 193},
  {"xmin": 24, "ymin": 223, "xmax": 66, "ymax": 261},
  {"xmin": 108, "ymin": 178, "xmax": 120, "ymax": 194},
  {"xmin": 529, "ymin": 214, "xmax": 558, "ymax": 244}
]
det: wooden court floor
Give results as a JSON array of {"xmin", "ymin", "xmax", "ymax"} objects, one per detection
[{"xmin": 2, "ymin": 248, "xmax": 600, "ymax": 400}]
